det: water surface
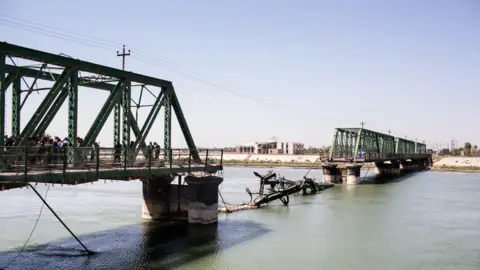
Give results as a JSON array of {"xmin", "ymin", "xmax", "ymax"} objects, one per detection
[{"xmin": 0, "ymin": 167, "xmax": 479, "ymax": 269}]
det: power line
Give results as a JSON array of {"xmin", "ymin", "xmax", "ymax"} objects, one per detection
[{"xmin": 0, "ymin": 15, "xmax": 285, "ymax": 109}]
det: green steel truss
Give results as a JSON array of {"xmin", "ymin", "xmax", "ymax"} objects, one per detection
[
  {"xmin": 0, "ymin": 42, "xmax": 200, "ymax": 161},
  {"xmin": 329, "ymin": 128, "xmax": 428, "ymax": 162}
]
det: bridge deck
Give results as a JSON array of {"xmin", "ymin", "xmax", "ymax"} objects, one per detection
[{"xmin": 0, "ymin": 147, "xmax": 223, "ymax": 190}]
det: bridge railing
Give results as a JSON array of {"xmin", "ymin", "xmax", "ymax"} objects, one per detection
[
  {"xmin": 0, "ymin": 146, "xmax": 224, "ymax": 174},
  {"xmin": 330, "ymin": 153, "xmax": 432, "ymax": 163}
]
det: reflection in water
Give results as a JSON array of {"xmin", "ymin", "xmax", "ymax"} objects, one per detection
[
  {"xmin": 0, "ymin": 220, "xmax": 270, "ymax": 269},
  {"xmin": 1, "ymin": 168, "xmax": 480, "ymax": 269}
]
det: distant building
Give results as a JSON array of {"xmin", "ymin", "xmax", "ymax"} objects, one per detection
[{"xmin": 235, "ymin": 137, "xmax": 304, "ymax": 155}]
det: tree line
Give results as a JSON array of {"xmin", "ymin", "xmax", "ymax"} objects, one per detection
[{"xmin": 438, "ymin": 142, "xmax": 478, "ymax": 156}]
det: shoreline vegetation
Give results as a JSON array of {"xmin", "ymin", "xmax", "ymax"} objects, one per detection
[{"xmin": 218, "ymin": 160, "xmax": 480, "ymax": 173}]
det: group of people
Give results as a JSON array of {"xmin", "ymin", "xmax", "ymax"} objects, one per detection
[
  {"xmin": 4, "ymin": 134, "xmax": 99, "ymax": 165},
  {"xmin": 3, "ymin": 134, "xmax": 164, "ymax": 165},
  {"xmin": 113, "ymin": 141, "xmax": 162, "ymax": 163}
]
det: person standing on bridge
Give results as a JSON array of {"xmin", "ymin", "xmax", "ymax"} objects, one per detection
[
  {"xmin": 147, "ymin": 142, "xmax": 153, "ymax": 161},
  {"xmin": 154, "ymin": 142, "xmax": 160, "ymax": 160},
  {"xmin": 114, "ymin": 143, "xmax": 122, "ymax": 163}
]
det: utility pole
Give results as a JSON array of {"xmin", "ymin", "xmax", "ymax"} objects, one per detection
[
  {"xmin": 117, "ymin": 45, "xmax": 130, "ymax": 70},
  {"xmin": 114, "ymin": 45, "xmax": 130, "ymax": 148},
  {"xmin": 360, "ymin": 121, "xmax": 365, "ymax": 129}
]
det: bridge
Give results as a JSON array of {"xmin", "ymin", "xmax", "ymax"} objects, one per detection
[
  {"xmin": 0, "ymin": 42, "xmax": 224, "ymax": 225},
  {"xmin": 322, "ymin": 127, "xmax": 432, "ymax": 184}
]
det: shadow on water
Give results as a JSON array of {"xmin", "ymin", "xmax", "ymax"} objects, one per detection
[
  {"xmin": 360, "ymin": 171, "xmax": 424, "ymax": 185},
  {"xmin": 0, "ymin": 219, "xmax": 270, "ymax": 270}
]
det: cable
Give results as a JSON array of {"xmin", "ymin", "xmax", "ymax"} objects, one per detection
[
  {"xmin": 1, "ymin": 184, "xmax": 50, "ymax": 269},
  {"xmin": 0, "ymin": 16, "xmax": 287, "ymax": 110}
]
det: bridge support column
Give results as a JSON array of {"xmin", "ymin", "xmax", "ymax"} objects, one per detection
[
  {"xmin": 345, "ymin": 164, "xmax": 361, "ymax": 184},
  {"xmin": 185, "ymin": 175, "xmax": 223, "ymax": 225},
  {"xmin": 391, "ymin": 161, "xmax": 401, "ymax": 175},
  {"xmin": 400, "ymin": 160, "xmax": 413, "ymax": 173},
  {"xmin": 416, "ymin": 159, "xmax": 427, "ymax": 171},
  {"xmin": 141, "ymin": 176, "xmax": 188, "ymax": 221},
  {"xmin": 322, "ymin": 164, "xmax": 340, "ymax": 184},
  {"xmin": 375, "ymin": 162, "xmax": 394, "ymax": 176}
]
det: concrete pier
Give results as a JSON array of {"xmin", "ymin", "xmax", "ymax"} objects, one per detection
[
  {"xmin": 375, "ymin": 161, "xmax": 401, "ymax": 176},
  {"xmin": 185, "ymin": 175, "xmax": 223, "ymax": 225},
  {"xmin": 141, "ymin": 176, "xmax": 188, "ymax": 221},
  {"xmin": 345, "ymin": 164, "xmax": 362, "ymax": 184},
  {"xmin": 322, "ymin": 164, "xmax": 341, "ymax": 184},
  {"xmin": 400, "ymin": 160, "xmax": 418, "ymax": 172}
]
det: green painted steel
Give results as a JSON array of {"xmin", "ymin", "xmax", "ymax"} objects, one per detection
[
  {"xmin": 0, "ymin": 43, "xmax": 205, "ymax": 172},
  {"xmin": 81, "ymin": 81, "xmax": 125, "ymax": 147},
  {"xmin": 0, "ymin": 53, "xmax": 5, "ymax": 145},
  {"xmin": 330, "ymin": 127, "xmax": 429, "ymax": 162},
  {"xmin": 11, "ymin": 75, "xmax": 20, "ymax": 138},
  {"xmin": 122, "ymin": 81, "xmax": 131, "ymax": 164},
  {"xmin": 170, "ymin": 89, "xmax": 200, "ymax": 161},
  {"xmin": 132, "ymin": 88, "xmax": 166, "ymax": 150},
  {"xmin": 164, "ymin": 90, "xmax": 172, "ymax": 162},
  {"xmin": 113, "ymin": 102, "xmax": 121, "ymax": 147},
  {"xmin": 33, "ymin": 88, "xmax": 68, "ymax": 137},
  {"xmin": 0, "ymin": 42, "xmax": 173, "ymax": 88},
  {"xmin": 14, "ymin": 68, "xmax": 71, "ymax": 146},
  {"xmin": 67, "ymin": 71, "xmax": 79, "ymax": 165},
  {"xmin": 5, "ymin": 64, "xmax": 115, "ymax": 92}
]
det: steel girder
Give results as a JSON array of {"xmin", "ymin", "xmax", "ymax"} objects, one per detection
[
  {"xmin": 0, "ymin": 43, "xmax": 201, "ymax": 162},
  {"xmin": 11, "ymin": 75, "xmax": 20, "ymax": 138},
  {"xmin": 170, "ymin": 89, "xmax": 199, "ymax": 161},
  {"xmin": 122, "ymin": 81, "xmax": 131, "ymax": 163},
  {"xmin": 81, "ymin": 81, "xmax": 125, "ymax": 147},
  {"xmin": 14, "ymin": 67, "xmax": 72, "ymax": 146},
  {"xmin": 0, "ymin": 42, "xmax": 172, "ymax": 87},
  {"xmin": 330, "ymin": 128, "xmax": 427, "ymax": 161},
  {"xmin": 67, "ymin": 71, "xmax": 79, "ymax": 165},
  {"xmin": 0, "ymin": 53, "xmax": 5, "ymax": 145},
  {"xmin": 164, "ymin": 92, "xmax": 171, "ymax": 162}
]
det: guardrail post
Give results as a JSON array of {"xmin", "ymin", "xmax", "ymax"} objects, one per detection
[
  {"xmin": 63, "ymin": 148, "xmax": 67, "ymax": 178},
  {"xmin": 169, "ymin": 148, "xmax": 173, "ymax": 173},
  {"xmin": 96, "ymin": 146, "xmax": 100, "ymax": 180},
  {"xmin": 148, "ymin": 147, "xmax": 152, "ymax": 175},
  {"xmin": 123, "ymin": 146, "xmax": 127, "ymax": 173},
  {"xmin": 220, "ymin": 150, "xmax": 223, "ymax": 167},
  {"xmin": 188, "ymin": 149, "xmax": 192, "ymax": 174},
  {"xmin": 24, "ymin": 146, "xmax": 28, "ymax": 182},
  {"xmin": 204, "ymin": 149, "xmax": 209, "ymax": 171}
]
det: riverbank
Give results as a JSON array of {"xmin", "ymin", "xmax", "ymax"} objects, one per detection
[
  {"xmin": 221, "ymin": 158, "xmax": 480, "ymax": 173},
  {"xmin": 431, "ymin": 157, "xmax": 480, "ymax": 173},
  {"xmin": 431, "ymin": 165, "xmax": 480, "ymax": 173}
]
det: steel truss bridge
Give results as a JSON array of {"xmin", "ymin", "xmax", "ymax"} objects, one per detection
[
  {"xmin": 0, "ymin": 42, "xmax": 223, "ymax": 190},
  {"xmin": 328, "ymin": 128, "xmax": 431, "ymax": 163}
]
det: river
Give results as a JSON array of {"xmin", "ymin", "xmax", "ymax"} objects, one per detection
[{"xmin": 0, "ymin": 167, "xmax": 479, "ymax": 269}]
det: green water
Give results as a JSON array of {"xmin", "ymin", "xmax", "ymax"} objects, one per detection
[{"xmin": 0, "ymin": 167, "xmax": 479, "ymax": 269}]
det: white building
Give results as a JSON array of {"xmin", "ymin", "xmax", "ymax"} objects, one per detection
[{"xmin": 236, "ymin": 137, "xmax": 304, "ymax": 155}]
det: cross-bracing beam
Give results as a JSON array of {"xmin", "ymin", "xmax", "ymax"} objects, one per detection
[{"xmin": 0, "ymin": 43, "xmax": 201, "ymax": 164}]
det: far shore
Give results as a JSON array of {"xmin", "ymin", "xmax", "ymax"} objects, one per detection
[{"xmin": 220, "ymin": 161, "xmax": 480, "ymax": 173}]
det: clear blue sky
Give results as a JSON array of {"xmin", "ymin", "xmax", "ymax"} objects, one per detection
[{"xmin": 1, "ymin": 0, "xmax": 479, "ymax": 149}]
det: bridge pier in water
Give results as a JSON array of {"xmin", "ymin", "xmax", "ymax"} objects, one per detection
[
  {"xmin": 375, "ymin": 161, "xmax": 401, "ymax": 176},
  {"xmin": 345, "ymin": 164, "xmax": 362, "ymax": 184},
  {"xmin": 142, "ymin": 174, "xmax": 223, "ymax": 225},
  {"xmin": 322, "ymin": 164, "xmax": 341, "ymax": 184}
]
